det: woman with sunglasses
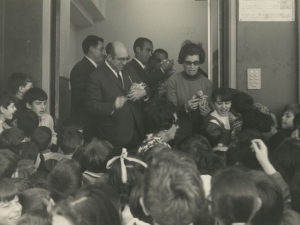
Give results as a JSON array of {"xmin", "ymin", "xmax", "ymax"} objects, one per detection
[{"xmin": 167, "ymin": 41, "xmax": 212, "ymax": 142}]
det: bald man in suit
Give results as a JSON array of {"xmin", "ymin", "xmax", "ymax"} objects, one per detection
[{"xmin": 85, "ymin": 41, "xmax": 149, "ymax": 153}]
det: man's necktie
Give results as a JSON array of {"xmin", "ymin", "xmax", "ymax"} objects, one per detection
[{"xmin": 116, "ymin": 71, "xmax": 123, "ymax": 88}]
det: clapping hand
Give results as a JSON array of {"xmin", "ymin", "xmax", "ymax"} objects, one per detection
[{"xmin": 127, "ymin": 89, "xmax": 146, "ymax": 102}]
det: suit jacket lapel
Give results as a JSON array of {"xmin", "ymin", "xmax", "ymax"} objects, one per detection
[
  {"xmin": 83, "ymin": 57, "xmax": 97, "ymax": 71},
  {"xmin": 103, "ymin": 63, "xmax": 126, "ymax": 93}
]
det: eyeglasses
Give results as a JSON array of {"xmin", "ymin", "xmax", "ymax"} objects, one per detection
[
  {"xmin": 155, "ymin": 58, "xmax": 164, "ymax": 63},
  {"xmin": 113, "ymin": 56, "xmax": 131, "ymax": 62},
  {"xmin": 184, "ymin": 61, "xmax": 200, "ymax": 66}
]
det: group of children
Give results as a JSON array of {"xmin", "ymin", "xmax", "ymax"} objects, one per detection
[{"xmin": 1, "ymin": 72, "xmax": 300, "ymax": 225}]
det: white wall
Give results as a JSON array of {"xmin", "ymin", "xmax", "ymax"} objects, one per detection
[
  {"xmin": 74, "ymin": 0, "xmax": 208, "ymax": 74},
  {"xmin": 70, "ymin": 22, "xmax": 77, "ymax": 74}
]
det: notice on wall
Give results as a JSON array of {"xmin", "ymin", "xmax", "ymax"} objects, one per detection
[{"xmin": 239, "ymin": 0, "xmax": 295, "ymax": 22}]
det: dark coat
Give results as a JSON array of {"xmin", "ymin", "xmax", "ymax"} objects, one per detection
[
  {"xmin": 70, "ymin": 57, "xmax": 97, "ymax": 123},
  {"xmin": 85, "ymin": 62, "xmax": 147, "ymax": 146}
]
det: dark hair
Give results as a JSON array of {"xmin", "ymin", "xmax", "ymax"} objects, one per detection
[
  {"xmin": 0, "ymin": 91, "xmax": 15, "ymax": 109},
  {"xmin": 283, "ymin": 103, "xmax": 300, "ymax": 115},
  {"xmin": 82, "ymin": 35, "xmax": 104, "ymax": 55},
  {"xmin": 17, "ymin": 209, "xmax": 51, "ymax": 225},
  {"xmin": 29, "ymin": 171, "xmax": 49, "ymax": 189},
  {"xmin": 8, "ymin": 72, "xmax": 33, "ymax": 95},
  {"xmin": 242, "ymin": 110, "xmax": 274, "ymax": 133},
  {"xmin": 18, "ymin": 159, "xmax": 37, "ymax": 179},
  {"xmin": 178, "ymin": 41, "xmax": 205, "ymax": 64},
  {"xmin": 211, "ymin": 87, "xmax": 232, "ymax": 102},
  {"xmin": 80, "ymin": 140, "xmax": 113, "ymax": 173},
  {"xmin": 0, "ymin": 127, "xmax": 25, "ymax": 150},
  {"xmin": 47, "ymin": 159, "xmax": 82, "ymax": 202},
  {"xmin": 249, "ymin": 171, "xmax": 284, "ymax": 225},
  {"xmin": 53, "ymin": 185, "xmax": 121, "ymax": 225},
  {"xmin": 294, "ymin": 112, "xmax": 300, "ymax": 129},
  {"xmin": 153, "ymin": 48, "xmax": 168, "ymax": 58},
  {"xmin": 231, "ymin": 92, "xmax": 254, "ymax": 114},
  {"xmin": 19, "ymin": 188, "xmax": 49, "ymax": 214},
  {"xmin": 105, "ymin": 42, "xmax": 115, "ymax": 56},
  {"xmin": 107, "ymin": 152, "xmax": 146, "ymax": 210},
  {"xmin": 0, "ymin": 178, "xmax": 19, "ymax": 202},
  {"xmin": 12, "ymin": 178, "xmax": 33, "ymax": 192},
  {"xmin": 133, "ymin": 37, "xmax": 152, "ymax": 53},
  {"xmin": 57, "ymin": 127, "xmax": 83, "ymax": 155},
  {"xmin": 17, "ymin": 111, "xmax": 39, "ymax": 137},
  {"xmin": 290, "ymin": 171, "xmax": 300, "ymax": 214},
  {"xmin": 271, "ymin": 138, "xmax": 300, "ymax": 185},
  {"xmin": 24, "ymin": 88, "xmax": 48, "ymax": 105},
  {"xmin": 14, "ymin": 142, "xmax": 41, "ymax": 164},
  {"xmin": 211, "ymin": 167, "xmax": 259, "ymax": 225},
  {"xmin": 61, "ymin": 118, "xmax": 83, "ymax": 132},
  {"xmin": 0, "ymin": 149, "xmax": 18, "ymax": 179},
  {"xmin": 40, "ymin": 159, "xmax": 58, "ymax": 174},
  {"xmin": 142, "ymin": 150, "xmax": 205, "ymax": 225},
  {"xmin": 143, "ymin": 98, "xmax": 176, "ymax": 134},
  {"xmin": 236, "ymin": 129, "xmax": 266, "ymax": 170},
  {"xmin": 174, "ymin": 134, "xmax": 214, "ymax": 175},
  {"xmin": 31, "ymin": 126, "xmax": 52, "ymax": 152}
]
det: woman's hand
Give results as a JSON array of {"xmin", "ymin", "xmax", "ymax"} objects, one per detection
[{"xmin": 186, "ymin": 98, "xmax": 200, "ymax": 112}]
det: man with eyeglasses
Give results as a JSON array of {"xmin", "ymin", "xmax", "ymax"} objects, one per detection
[
  {"xmin": 127, "ymin": 38, "xmax": 174, "ymax": 98},
  {"xmin": 85, "ymin": 41, "xmax": 150, "ymax": 154},
  {"xmin": 70, "ymin": 35, "xmax": 105, "ymax": 125}
]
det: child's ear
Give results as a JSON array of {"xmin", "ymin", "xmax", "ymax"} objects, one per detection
[
  {"xmin": 0, "ymin": 106, "xmax": 5, "ymax": 114},
  {"xmin": 139, "ymin": 197, "xmax": 150, "ymax": 216},
  {"xmin": 26, "ymin": 102, "xmax": 32, "ymax": 110}
]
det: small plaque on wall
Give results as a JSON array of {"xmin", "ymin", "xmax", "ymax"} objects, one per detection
[{"xmin": 239, "ymin": 0, "xmax": 295, "ymax": 22}]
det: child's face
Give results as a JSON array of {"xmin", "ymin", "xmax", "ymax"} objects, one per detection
[
  {"xmin": 282, "ymin": 111, "xmax": 294, "ymax": 129},
  {"xmin": 0, "ymin": 196, "xmax": 22, "ymax": 225},
  {"xmin": 27, "ymin": 100, "xmax": 47, "ymax": 117},
  {"xmin": 1, "ymin": 102, "xmax": 17, "ymax": 121},
  {"xmin": 164, "ymin": 113, "xmax": 179, "ymax": 141},
  {"xmin": 212, "ymin": 98, "xmax": 232, "ymax": 117}
]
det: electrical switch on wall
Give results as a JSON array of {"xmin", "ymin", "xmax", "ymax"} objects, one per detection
[{"xmin": 247, "ymin": 68, "xmax": 261, "ymax": 89}]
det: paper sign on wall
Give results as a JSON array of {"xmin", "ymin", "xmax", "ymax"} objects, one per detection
[{"xmin": 239, "ymin": 0, "xmax": 295, "ymax": 22}]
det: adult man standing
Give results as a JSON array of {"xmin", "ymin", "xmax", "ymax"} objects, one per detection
[
  {"xmin": 86, "ymin": 41, "xmax": 149, "ymax": 153},
  {"xmin": 69, "ymin": 35, "xmax": 104, "ymax": 124},
  {"xmin": 127, "ymin": 38, "xmax": 174, "ymax": 96}
]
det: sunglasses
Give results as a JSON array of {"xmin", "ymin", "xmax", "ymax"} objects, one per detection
[
  {"xmin": 155, "ymin": 58, "xmax": 165, "ymax": 63},
  {"xmin": 184, "ymin": 61, "xmax": 200, "ymax": 66}
]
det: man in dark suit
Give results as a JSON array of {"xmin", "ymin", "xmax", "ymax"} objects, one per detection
[
  {"xmin": 127, "ymin": 37, "xmax": 174, "ymax": 97},
  {"xmin": 85, "ymin": 41, "xmax": 149, "ymax": 153},
  {"xmin": 69, "ymin": 35, "xmax": 104, "ymax": 124}
]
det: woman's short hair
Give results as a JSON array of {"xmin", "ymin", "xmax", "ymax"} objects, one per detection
[
  {"xmin": 47, "ymin": 159, "xmax": 82, "ymax": 202},
  {"xmin": 211, "ymin": 167, "xmax": 259, "ymax": 225},
  {"xmin": 143, "ymin": 98, "xmax": 176, "ymax": 134},
  {"xmin": 0, "ymin": 178, "xmax": 19, "ymax": 203},
  {"xmin": 177, "ymin": 41, "xmax": 205, "ymax": 64}
]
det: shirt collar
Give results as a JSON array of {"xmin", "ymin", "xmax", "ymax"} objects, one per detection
[
  {"xmin": 85, "ymin": 56, "xmax": 98, "ymax": 68},
  {"xmin": 133, "ymin": 57, "xmax": 145, "ymax": 69},
  {"xmin": 105, "ymin": 60, "xmax": 122, "ymax": 77}
]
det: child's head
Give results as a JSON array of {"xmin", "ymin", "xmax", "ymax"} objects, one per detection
[
  {"xmin": 8, "ymin": 72, "xmax": 33, "ymax": 96},
  {"xmin": 174, "ymin": 134, "xmax": 213, "ymax": 175},
  {"xmin": 141, "ymin": 150, "xmax": 205, "ymax": 225},
  {"xmin": 47, "ymin": 159, "xmax": 82, "ymax": 202},
  {"xmin": 11, "ymin": 178, "xmax": 32, "ymax": 193},
  {"xmin": 236, "ymin": 129, "xmax": 266, "ymax": 170},
  {"xmin": 31, "ymin": 126, "xmax": 52, "ymax": 152},
  {"xmin": 57, "ymin": 127, "xmax": 83, "ymax": 156},
  {"xmin": 231, "ymin": 91, "xmax": 254, "ymax": 114},
  {"xmin": 107, "ymin": 149, "xmax": 147, "ymax": 210},
  {"xmin": 249, "ymin": 171, "xmax": 284, "ymax": 225},
  {"xmin": 211, "ymin": 167, "xmax": 260, "ymax": 225},
  {"xmin": 291, "ymin": 171, "xmax": 300, "ymax": 214},
  {"xmin": 52, "ymin": 183, "xmax": 120, "ymax": 225},
  {"xmin": 282, "ymin": 103, "xmax": 300, "ymax": 129},
  {"xmin": 17, "ymin": 111, "xmax": 39, "ymax": 137},
  {"xmin": 0, "ymin": 128, "xmax": 25, "ymax": 150},
  {"xmin": 17, "ymin": 209, "xmax": 50, "ymax": 225},
  {"xmin": 0, "ymin": 92, "xmax": 16, "ymax": 121},
  {"xmin": 0, "ymin": 150, "xmax": 18, "ymax": 179},
  {"xmin": 19, "ymin": 188, "xmax": 49, "ymax": 214},
  {"xmin": 61, "ymin": 118, "xmax": 83, "ymax": 133},
  {"xmin": 80, "ymin": 140, "xmax": 113, "ymax": 173},
  {"xmin": 0, "ymin": 178, "xmax": 22, "ymax": 225},
  {"xmin": 24, "ymin": 88, "xmax": 48, "ymax": 117},
  {"xmin": 271, "ymin": 138, "xmax": 300, "ymax": 185},
  {"xmin": 14, "ymin": 142, "xmax": 43, "ymax": 170},
  {"xmin": 211, "ymin": 88, "xmax": 232, "ymax": 117}
]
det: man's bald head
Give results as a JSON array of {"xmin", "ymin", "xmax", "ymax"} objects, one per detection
[{"xmin": 106, "ymin": 41, "xmax": 129, "ymax": 71}]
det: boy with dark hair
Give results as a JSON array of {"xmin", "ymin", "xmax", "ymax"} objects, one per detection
[
  {"xmin": 140, "ymin": 151, "xmax": 206, "ymax": 225},
  {"xmin": 80, "ymin": 140, "xmax": 113, "ymax": 183},
  {"xmin": 16, "ymin": 111, "xmax": 39, "ymax": 141},
  {"xmin": 0, "ymin": 92, "xmax": 17, "ymax": 133},
  {"xmin": 8, "ymin": 72, "xmax": 33, "ymax": 122},
  {"xmin": 0, "ymin": 149, "xmax": 18, "ymax": 179},
  {"xmin": 24, "ymin": 88, "xmax": 57, "ymax": 145},
  {"xmin": 0, "ymin": 127, "xmax": 25, "ymax": 150},
  {"xmin": 57, "ymin": 127, "xmax": 83, "ymax": 158}
]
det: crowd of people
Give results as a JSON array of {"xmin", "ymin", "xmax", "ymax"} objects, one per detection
[{"xmin": 0, "ymin": 35, "xmax": 300, "ymax": 225}]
